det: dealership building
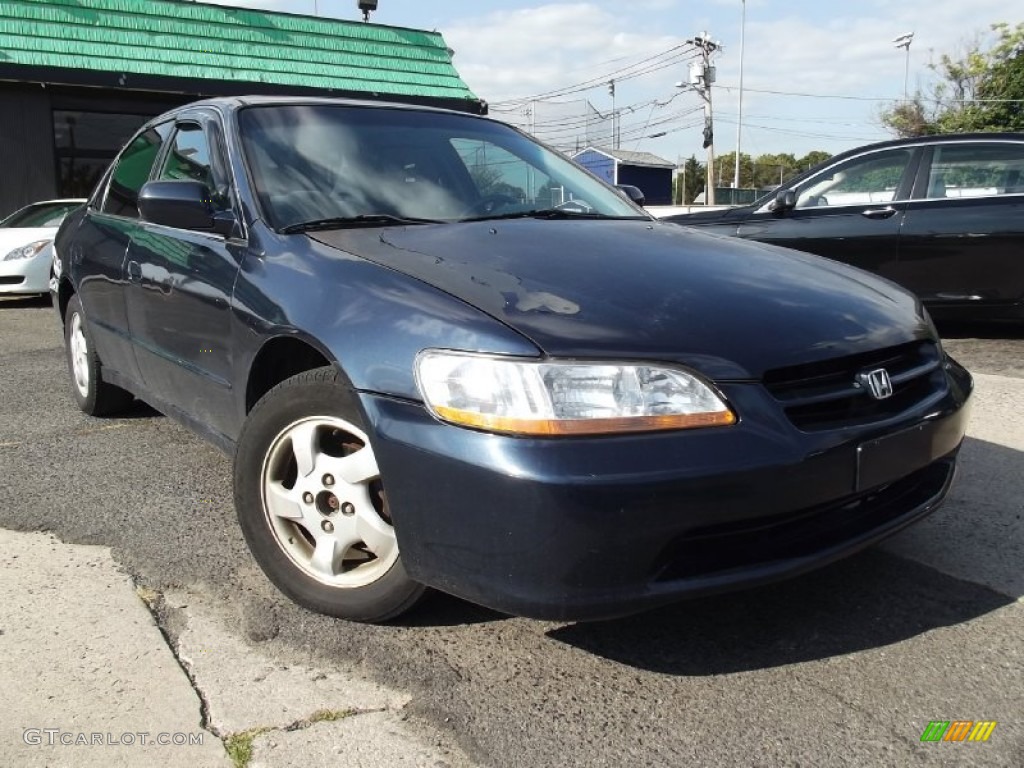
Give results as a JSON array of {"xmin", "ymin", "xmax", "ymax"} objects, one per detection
[{"xmin": 0, "ymin": 0, "xmax": 482, "ymax": 216}]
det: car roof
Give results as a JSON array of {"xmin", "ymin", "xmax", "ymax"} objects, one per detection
[
  {"xmin": 828, "ymin": 132, "xmax": 1024, "ymax": 161},
  {"xmin": 24, "ymin": 199, "xmax": 88, "ymax": 206},
  {"xmin": 153, "ymin": 95, "xmax": 489, "ymax": 122}
]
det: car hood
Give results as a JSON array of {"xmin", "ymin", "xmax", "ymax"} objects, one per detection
[
  {"xmin": 0, "ymin": 226, "xmax": 58, "ymax": 255},
  {"xmin": 310, "ymin": 219, "xmax": 930, "ymax": 380}
]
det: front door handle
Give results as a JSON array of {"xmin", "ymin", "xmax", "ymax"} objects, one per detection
[
  {"xmin": 127, "ymin": 260, "xmax": 142, "ymax": 282},
  {"xmin": 861, "ymin": 206, "xmax": 897, "ymax": 220}
]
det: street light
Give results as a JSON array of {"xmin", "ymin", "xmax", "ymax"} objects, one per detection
[
  {"xmin": 893, "ymin": 32, "xmax": 914, "ymax": 101},
  {"xmin": 733, "ymin": 0, "xmax": 746, "ymax": 191},
  {"xmin": 358, "ymin": 1, "xmax": 378, "ymax": 22}
]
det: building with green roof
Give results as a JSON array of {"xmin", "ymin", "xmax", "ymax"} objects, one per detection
[{"xmin": 0, "ymin": 0, "xmax": 483, "ymax": 215}]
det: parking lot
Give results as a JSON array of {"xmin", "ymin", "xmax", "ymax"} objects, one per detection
[{"xmin": 1, "ymin": 295, "xmax": 1022, "ymax": 767}]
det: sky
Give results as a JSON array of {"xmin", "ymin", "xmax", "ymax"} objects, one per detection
[{"xmin": 205, "ymin": 0, "xmax": 1017, "ymax": 171}]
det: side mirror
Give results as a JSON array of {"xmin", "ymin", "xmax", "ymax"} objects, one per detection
[
  {"xmin": 139, "ymin": 180, "xmax": 216, "ymax": 231},
  {"xmin": 771, "ymin": 188, "xmax": 796, "ymax": 213},
  {"xmin": 616, "ymin": 184, "xmax": 646, "ymax": 206}
]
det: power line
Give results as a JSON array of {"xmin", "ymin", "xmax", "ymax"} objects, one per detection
[
  {"xmin": 716, "ymin": 111, "xmax": 876, "ymax": 125},
  {"xmin": 493, "ymin": 48, "xmax": 694, "ymax": 105},
  {"xmin": 516, "ymin": 52, "xmax": 698, "ymax": 104},
  {"xmin": 715, "ymin": 117, "xmax": 881, "ymax": 142},
  {"xmin": 526, "ymin": 107, "xmax": 700, "ymax": 141},
  {"xmin": 491, "ymin": 43, "xmax": 698, "ymax": 106},
  {"xmin": 503, "ymin": 97, "xmax": 664, "ymax": 131},
  {"xmin": 717, "ymin": 84, "xmax": 1024, "ymax": 104}
]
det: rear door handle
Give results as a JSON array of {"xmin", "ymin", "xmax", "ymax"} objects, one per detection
[{"xmin": 861, "ymin": 207, "xmax": 897, "ymax": 220}]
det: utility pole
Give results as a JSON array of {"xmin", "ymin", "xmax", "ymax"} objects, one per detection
[
  {"xmin": 608, "ymin": 79, "xmax": 618, "ymax": 149},
  {"xmin": 527, "ymin": 101, "xmax": 536, "ymax": 197},
  {"xmin": 733, "ymin": 0, "xmax": 746, "ymax": 191},
  {"xmin": 689, "ymin": 32, "xmax": 720, "ymax": 205}
]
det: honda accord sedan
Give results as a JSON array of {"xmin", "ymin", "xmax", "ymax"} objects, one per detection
[
  {"xmin": 662, "ymin": 133, "xmax": 1024, "ymax": 322},
  {"xmin": 53, "ymin": 97, "xmax": 972, "ymax": 622}
]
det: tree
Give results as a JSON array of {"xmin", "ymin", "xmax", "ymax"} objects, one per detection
[
  {"xmin": 881, "ymin": 22, "xmax": 1024, "ymax": 137},
  {"xmin": 798, "ymin": 151, "xmax": 832, "ymax": 170},
  {"xmin": 713, "ymin": 151, "xmax": 832, "ymax": 189},
  {"xmin": 675, "ymin": 155, "xmax": 705, "ymax": 204},
  {"xmin": 469, "ymin": 165, "xmax": 524, "ymax": 200}
]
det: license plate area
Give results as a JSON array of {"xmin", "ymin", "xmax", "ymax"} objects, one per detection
[{"xmin": 856, "ymin": 417, "xmax": 963, "ymax": 492}]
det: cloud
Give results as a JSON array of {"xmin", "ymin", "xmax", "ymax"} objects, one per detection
[
  {"xmin": 197, "ymin": 0, "xmax": 1017, "ymax": 157},
  {"xmin": 446, "ymin": 3, "xmax": 685, "ymax": 102}
]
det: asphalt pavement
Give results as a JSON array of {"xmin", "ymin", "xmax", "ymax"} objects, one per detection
[{"xmin": 1, "ymin": 295, "xmax": 1021, "ymax": 767}]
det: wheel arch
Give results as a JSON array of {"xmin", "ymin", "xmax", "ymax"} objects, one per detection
[
  {"xmin": 57, "ymin": 276, "xmax": 75, "ymax": 323},
  {"xmin": 244, "ymin": 334, "xmax": 339, "ymax": 413}
]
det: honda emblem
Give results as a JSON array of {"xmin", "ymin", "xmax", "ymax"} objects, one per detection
[{"xmin": 857, "ymin": 368, "xmax": 894, "ymax": 400}]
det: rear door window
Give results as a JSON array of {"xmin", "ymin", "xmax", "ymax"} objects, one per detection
[
  {"xmin": 925, "ymin": 143, "xmax": 1024, "ymax": 199},
  {"xmin": 101, "ymin": 123, "xmax": 172, "ymax": 218}
]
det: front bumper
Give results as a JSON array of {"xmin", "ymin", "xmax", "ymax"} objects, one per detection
[
  {"xmin": 362, "ymin": 358, "xmax": 973, "ymax": 621},
  {"xmin": 0, "ymin": 247, "xmax": 51, "ymax": 294}
]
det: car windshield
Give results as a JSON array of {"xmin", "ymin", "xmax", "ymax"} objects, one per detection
[
  {"xmin": 237, "ymin": 105, "xmax": 647, "ymax": 231},
  {"xmin": 0, "ymin": 201, "xmax": 81, "ymax": 228}
]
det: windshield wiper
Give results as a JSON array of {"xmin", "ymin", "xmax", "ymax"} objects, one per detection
[
  {"xmin": 461, "ymin": 209, "xmax": 644, "ymax": 223},
  {"xmin": 281, "ymin": 214, "xmax": 443, "ymax": 234}
]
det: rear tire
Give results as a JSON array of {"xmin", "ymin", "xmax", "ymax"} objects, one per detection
[
  {"xmin": 63, "ymin": 295, "xmax": 134, "ymax": 416},
  {"xmin": 234, "ymin": 366, "xmax": 425, "ymax": 622}
]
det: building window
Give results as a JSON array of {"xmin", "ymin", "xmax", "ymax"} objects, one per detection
[{"xmin": 53, "ymin": 110, "xmax": 151, "ymax": 198}]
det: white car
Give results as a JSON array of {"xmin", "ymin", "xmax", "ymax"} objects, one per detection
[{"xmin": 0, "ymin": 199, "xmax": 86, "ymax": 296}]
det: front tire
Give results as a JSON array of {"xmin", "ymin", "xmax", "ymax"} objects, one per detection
[
  {"xmin": 63, "ymin": 295, "xmax": 134, "ymax": 416},
  {"xmin": 234, "ymin": 366, "xmax": 425, "ymax": 622}
]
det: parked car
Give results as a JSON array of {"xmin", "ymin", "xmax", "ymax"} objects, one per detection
[
  {"xmin": 663, "ymin": 133, "xmax": 1024, "ymax": 322},
  {"xmin": 53, "ymin": 97, "xmax": 972, "ymax": 622},
  {"xmin": 0, "ymin": 199, "xmax": 84, "ymax": 296}
]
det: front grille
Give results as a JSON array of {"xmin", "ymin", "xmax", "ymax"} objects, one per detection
[
  {"xmin": 654, "ymin": 459, "xmax": 952, "ymax": 582},
  {"xmin": 763, "ymin": 340, "xmax": 947, "ymax": 431},
  {"xmin": 0, "ymin": 276, "xmax": 25, "ymax": 285}
]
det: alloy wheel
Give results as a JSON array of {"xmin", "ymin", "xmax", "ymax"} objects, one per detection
[
  {"xmin": 69, "ymin": 312, "xmax": 90, "ymax": 398},
  {"xmin": 259, "ymin": 416, "xmax": 398, "ymax": 588}
]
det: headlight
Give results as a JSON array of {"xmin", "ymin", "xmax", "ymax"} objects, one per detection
[
  {"xmin": 3, "ymin": 240, "xmax": 51, "ymax": 262},
  {"xmin": 415, "ymin": 350, "xmax": 736, "ymax": 436}
]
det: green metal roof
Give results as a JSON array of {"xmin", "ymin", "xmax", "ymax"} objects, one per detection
[{"xmin": 0, "ymin": 0, "xmax": 480, "ymax": 106}]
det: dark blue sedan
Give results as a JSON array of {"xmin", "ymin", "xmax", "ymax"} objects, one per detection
[{"xmin": 53, "ymin": 97, "xmax": 972, "ymax": 622}]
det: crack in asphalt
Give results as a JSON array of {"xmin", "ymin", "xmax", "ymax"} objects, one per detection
[
  {"xmin": 131, "ymin": 580, "xmax": 399, "ymax": 748},
  {"xmin": 132, "ymin": 582, "xmax": 221, "ymax": 737},
  {"xmin": 795, "ymin": 673, "xmax": 925, "ymax": 763}
]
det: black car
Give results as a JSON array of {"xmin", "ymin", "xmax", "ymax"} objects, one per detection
[
  {"xmin": 664, "ymin": 133, "xmax": 1024, "ymax": 322},
  {"xmin": 53, "ymin": 97, "xmax": 972, "ymax": 622}
]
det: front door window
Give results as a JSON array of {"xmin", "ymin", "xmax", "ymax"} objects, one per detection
[{"xmin": 795, "ymin": 149, "xmax": 914, "ymax": 209}]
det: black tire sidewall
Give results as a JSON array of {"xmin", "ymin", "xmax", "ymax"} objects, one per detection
[{"xmin": 234, "ymin": 366, "xmax": 423, "ymax": 622}]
